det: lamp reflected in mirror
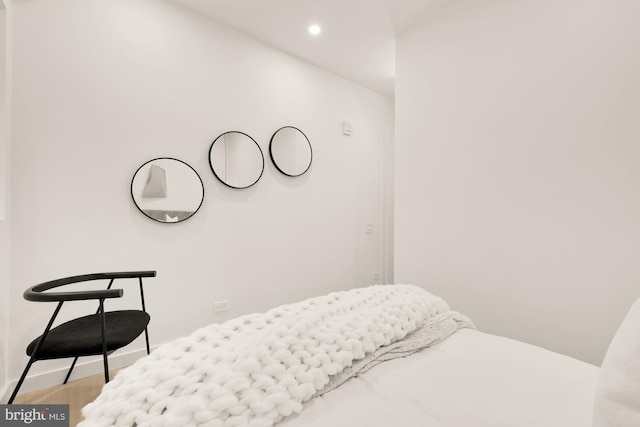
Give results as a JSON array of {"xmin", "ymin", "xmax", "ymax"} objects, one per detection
[
  {"xmin": 269, "ymin": 126, "xmax": 312, "ymax": 177},
  {"xmin": 209, "ymin": 131, "xmax": 265, "ymax": 189},
  {"xmin": 131, "ymin": 158, "xmax": 204, "ymax": 223},
  {"xmin": 141, "ymin": 164, "xmax": 167, "ymax": 198}
]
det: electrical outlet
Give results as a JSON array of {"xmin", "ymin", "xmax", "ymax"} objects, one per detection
[
  {"xmin": 213, "ymin": 300, "xmax": 229, "ymax": 313},
  {"xmin": 372, "ymin": 272, "xmax": 380, "ymax": 284},
  {"xmin": 365, "ymin": 222, "xmax": 374, "ymax": 234}
]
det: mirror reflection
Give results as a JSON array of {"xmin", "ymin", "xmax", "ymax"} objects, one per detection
[
  {"xmin": 131, "ymin": 158, "xmax": 204, "ymax": 223},
  {"xmin": 209, "ymin": 131, "xmax": 264, "ymax": 189},
  {"xmin": 269, "ymin": 126, "xmax": 312, "ymax": 177}
]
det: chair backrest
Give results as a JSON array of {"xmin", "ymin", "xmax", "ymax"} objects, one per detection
[{"xmin": 24, "ymin": 271, "xmax": 157, "ymax": 302}]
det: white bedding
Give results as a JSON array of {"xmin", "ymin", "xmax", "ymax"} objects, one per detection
[
  {"xmin": 80, "ymin": 284, "xmax": 599, "ymax": 426},
  {"xmin": 80, "ymin": 285, "xmax": 470, "ymax": 426},
  {"xmin": 280, "ymin": 328, "xmax": 599, "ymax": 427}
]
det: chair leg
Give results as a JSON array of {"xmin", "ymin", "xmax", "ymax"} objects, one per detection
[
  {"xmin": 102, "ymin": 356, "xmax": 110, "ymax": 383},
  {"xmin": 63, "ymin": 357, "xmax": 79, "ymax": 384},
  {"xmin": 138, "ymin": 278, "xmax": 151, "ymax": 355},
  {"xmin": 144, "ymin": 328, "xmax": 150, "ymax": 355},
  {"xmin": 99, "ymin": 299, "xmax": 110, "ymax": 383},
  {"xmin": 7, "ymin": 357, "xmax": 36, "ymax": 404},
  {"xmin": 9, "ymin": 301, "xmax": 65, "ymax": 403},
  {"xmin": 65, "ymin": 279, "xmax": 116, "ymax": 385}
]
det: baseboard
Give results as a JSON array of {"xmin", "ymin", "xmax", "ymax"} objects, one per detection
[
  {"xmin": 1, "ymin": 346, "xmax": 157, "ymax": 404},
  {"xmin": 0, "ymin": 383, "xmax": 9, "ymax": 405}
]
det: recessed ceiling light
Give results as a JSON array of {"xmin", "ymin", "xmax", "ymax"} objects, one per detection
[{"xmin": 308, "ymin": 25, "xmax": 321, "ymax": 36}]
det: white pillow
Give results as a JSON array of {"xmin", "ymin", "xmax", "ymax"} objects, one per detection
[{"xmin": 593, "ymin": 298, "xmax": 640, "ymax": 427}]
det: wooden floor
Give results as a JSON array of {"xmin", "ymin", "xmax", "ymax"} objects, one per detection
[{"xmin": 13, "ymin": 370, "xmax": 120, "ymax": 427}]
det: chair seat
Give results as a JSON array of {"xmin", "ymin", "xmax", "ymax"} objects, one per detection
[{"xmin": 27, "ymin": 310, "xmax": 150, "ymax": 360}]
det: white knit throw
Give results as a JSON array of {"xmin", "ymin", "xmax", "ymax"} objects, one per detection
[{"xmin": 80, "ymin": 285, "xmax": 454, "ymax": 427}]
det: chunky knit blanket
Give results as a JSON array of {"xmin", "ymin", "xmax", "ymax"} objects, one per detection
[{"xmin": 80, "ymin": 284, "xmax": 471, "ymax": 427}]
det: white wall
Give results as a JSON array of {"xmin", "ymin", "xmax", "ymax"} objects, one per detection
[
  {"xmin": 8, "ymin": 0, "xmax": 393, "ymax": 390},
  {"xmin": 0, "ymin": 0, "xmax": 11, "ymax": 398},
  {"xmin": 396, "ymin": 0, "xmax": 640, "ymax": 365},
  {"xmin": 0, "ymin": 219, "xmax": 8, "ymax": 397},
  {"xmin": 0, "ymin": 4, "xmax": 5, "ymax": 219}
]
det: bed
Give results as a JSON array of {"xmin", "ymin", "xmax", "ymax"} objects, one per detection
[
  {"xmin": 279, "ymin": 328, "xmax": 598, "ymax": 427},
  {"xmin": 78, "ymin": 284, "xmax": 640, "ymax": 427}
]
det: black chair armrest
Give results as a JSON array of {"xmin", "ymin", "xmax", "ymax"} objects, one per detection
[
  {"xmin": 91, "ymin": 271, "xmax": 157, "ymax": 280},
  {"xmin": 24, "ymin": 288, "xmax": 124, "ymax": 302},
  {"xmin": 24, "ymin": 271, "xmax": 157, "ymax": 302}
]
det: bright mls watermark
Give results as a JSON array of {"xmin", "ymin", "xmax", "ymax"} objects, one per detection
[{"xmin": 1, "ymin": 405, "xmax": 69, "ymax": 427}]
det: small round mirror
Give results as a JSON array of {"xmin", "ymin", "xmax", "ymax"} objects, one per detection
[
  {"xmin": 269, "ymin": 126, "xmax": 312, "ymax": 177},
  {"xmin": 131, "ymin": 158, "xmax": 204, "ymax": 223},
  {"xmin": 209, "ymin": 131, "xmax": 264, "ymax": 189}
]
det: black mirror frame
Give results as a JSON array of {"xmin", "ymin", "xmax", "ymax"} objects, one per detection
[
  {"xmin": 130, "ymin": 157, "xmax": 205, "ymax": 224},
  {"xmin": 269, "ymin": 126, "xmax": 313, "ymax": 177},
  {"xmin": 208, "ymin": 131, "xmax": 265, "ymax": 189}
]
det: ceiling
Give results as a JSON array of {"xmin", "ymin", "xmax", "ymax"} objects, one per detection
[{"xmin": 169, "ymin": 0, "xmax": 453, "ymax": 98}]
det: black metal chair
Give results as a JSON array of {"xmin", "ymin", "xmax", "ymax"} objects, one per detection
[{"xmin": 8, "ymin": 271, "xmax": 156, "ymax": 404}]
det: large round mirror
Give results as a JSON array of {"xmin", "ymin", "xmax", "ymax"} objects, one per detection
[
  {"xmin": 269, "ymin": 126, "xmax": 312, "ymax": 177},
  {"xmin": 209, "ymin": 131, "xmax": 264, "ymax": 189},
  {"xmin": 131, "ymin": 158, "xmax": 204, "ymax": 223}
]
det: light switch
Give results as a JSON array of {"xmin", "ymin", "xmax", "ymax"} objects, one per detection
[
  {"xmin": 365, "ymin": 222, "xmax": 374, "ymax": 234},
  {"xmin": 343, "ymin": 121, "xmax": 353, "ymax": 136}
]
